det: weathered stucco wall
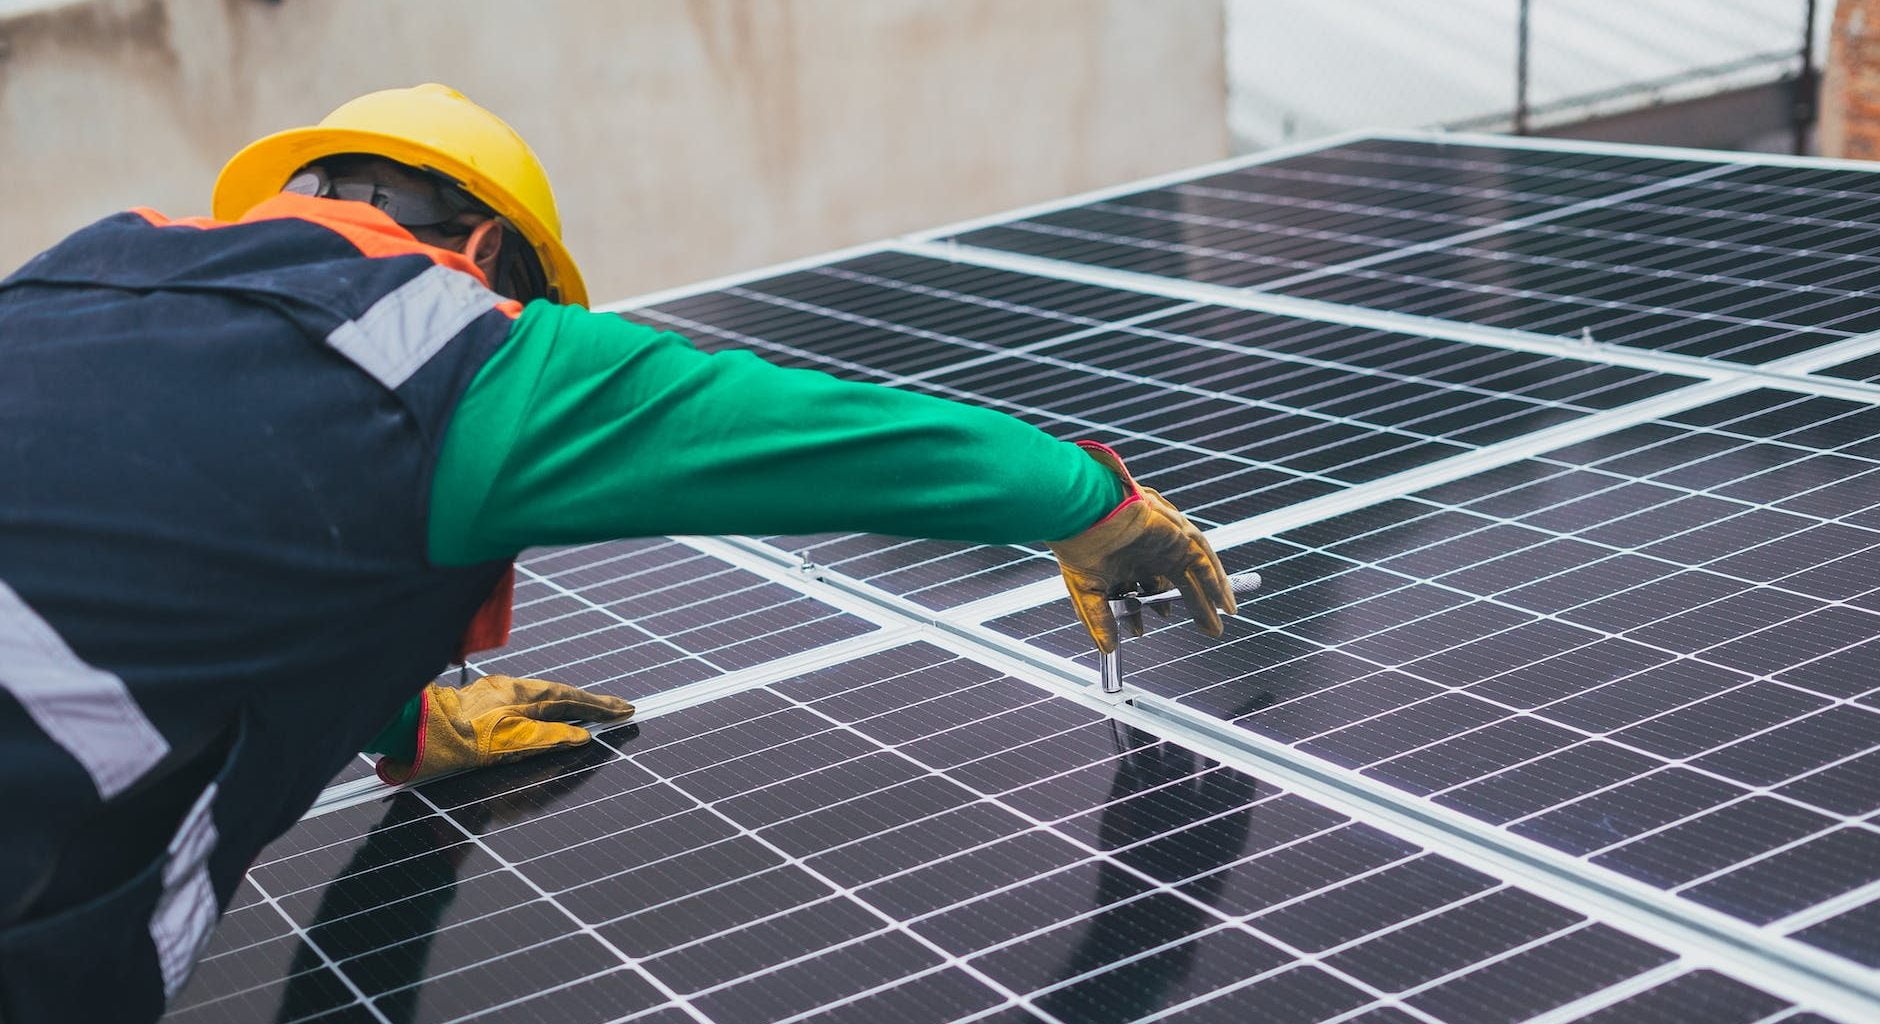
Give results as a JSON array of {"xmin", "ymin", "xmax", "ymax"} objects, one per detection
[{"xmin": 0, "ymin": 0, "xmax": 1226, "ymax": 302}]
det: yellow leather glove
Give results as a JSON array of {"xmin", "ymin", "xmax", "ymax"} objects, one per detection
[
  {"xmin": 375, "ymin": 675, "xmax": 635, "ymax": 785},
  {"xmin": 1046, "ymin": 442, "xmax": 1236, "ymax": 654}
]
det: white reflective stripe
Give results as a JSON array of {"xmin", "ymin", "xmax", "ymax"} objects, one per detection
[
  {"xmin": 325, "ymin": 263, "xmax": 500, "ymax": 389},
  {"xmin": 150, "ymin": 781, "xmax": 220, "ymax": 999},
  {"xmin": 0, "ymin": 579, "xmax": 170, "ymax": 798}
]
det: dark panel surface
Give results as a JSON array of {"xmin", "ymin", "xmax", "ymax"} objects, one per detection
[
  {"xmin": 944, "ymin": 136, "xmax": 1880, "ymax": 367},
  {"xmin": 990, "ymin": 388, "xmax": 1880, "ymax": 956},
  {"xmin": 948, "ymin": 138, "xmax": 1722, "ymax": 289},
  {"xmin": 626, "ymin": 250, "xmax": 1689, "ymax": 610},
  {"xmin": 168, "ymin": 643, "xmax": 1792, "ymax": 1024},
  {"xmin": 1819, "ymin": 348, "xmax": 1880, "ymax": 386}
]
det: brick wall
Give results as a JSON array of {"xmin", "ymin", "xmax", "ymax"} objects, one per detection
[{"xmin": 1820, "ymin": 0, "xmax": 1880, "ymax": 159}]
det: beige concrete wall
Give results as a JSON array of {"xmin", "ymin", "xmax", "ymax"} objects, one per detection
[{"xmin": 0, "ymin": 0, "xmax": 1226, "ymax": 302}]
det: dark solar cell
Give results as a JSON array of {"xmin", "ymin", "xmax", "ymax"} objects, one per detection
[
  {"xmin": 1562, "ymin": 969, "xmax": 1789, "ymax": 1024},
  {"xmin": 1791, "ymin": 899, "xmax": 1880, "ymax": 967}
]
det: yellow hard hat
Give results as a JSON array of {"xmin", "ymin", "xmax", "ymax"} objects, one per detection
[{"xmin": 212, "ymin": 83, "xmax": 586, "ymax": 307}]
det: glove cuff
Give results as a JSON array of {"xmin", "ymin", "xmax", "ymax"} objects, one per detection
[
  {"xmin": 373, "ymin": 687, "xmax": 432, "ymax": 785},
  {"xmin": 376, "ymin": 685, "xmax": 476, "ymax": 785},
  {"xmin": 1074, "ymin": 441, "xmax": 1143, "ymax": 527}
]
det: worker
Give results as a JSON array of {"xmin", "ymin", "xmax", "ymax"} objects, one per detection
[{"xmin": 0, "ymin": 84, "xmax": 1234, "ymax": 1023}]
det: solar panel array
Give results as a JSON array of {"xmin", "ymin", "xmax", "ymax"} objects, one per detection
[
  {"xmin": 175, "ymin": 644, "xmax": 1813, "ymax": 1024},
  {"xmin": 169, "ymin": 133, "xmax": 1880, "ymax": 1023}
]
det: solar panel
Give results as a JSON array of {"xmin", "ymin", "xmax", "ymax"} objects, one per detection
[
  {"xmin": 166, "ymin": 642, "xmax": 1817, "ymax": 1024},
  {"xmin": 939, "ymin": 136, "xmax": 1880, "ymax": 368},
  {"xmin": 944, "ymin": 139, "xmax": 1729, "ymax": 290},
  {"xmin": 171, "ymin": 132, "xmax": 1880, "ymax": 1023},
  {"xmin": 987, "ymin": 384, "xmax": 1880, "ymax": 967}
]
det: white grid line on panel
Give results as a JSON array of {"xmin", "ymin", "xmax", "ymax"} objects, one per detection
[
  {"xmin": 640, "ymin": 296, "xmax": 1693, "ymax": 594},
  {"xmin": 1172, "ymin": 149, "xmax": 1880, "ymax": 234},
  {"xmin": 1119, "ymin": 595, "xmax": 1872, "ymax": 879},
  {"xmin": 1229, "ymin": 474, "xmax": 1877, "ymax": 684},
  {"xmin": 452, "ymin": 968, "xmax": 669, "ymax": 1024},
  {"xmin": 890, "ymin": 127, "xmax": 1880, "ymax": 267},
  {"xmin": 592, "ymin": 129, "xmax": 1880, "ymax": 357},
  {"xmin": 1126, "ymin": 960, "xmax": 1331, "ymax": 1024},
  {"xmin": 933, "ymin": 151, "xmax": 1880, "ymax": 367},
  {"xmin": 272, "ymin": 556, "xmax": 1857, "ymax": 1022}
]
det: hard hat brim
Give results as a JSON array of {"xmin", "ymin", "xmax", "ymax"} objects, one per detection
[{"xmin": 213, "ymin": 125, "xmax": 588, "ymax": 307}]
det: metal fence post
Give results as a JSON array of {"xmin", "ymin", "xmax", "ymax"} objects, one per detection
[
  {"xmin": 1797, "ymin": 0, "xmax": 1819, "ymax": 154},
  {"xmin": 1516, "ymin": 0, "xmax": 1533, "ymax": 135}
]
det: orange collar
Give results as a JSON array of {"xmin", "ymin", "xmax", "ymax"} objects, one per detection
[{"xmin": 238, "ymin": 193, "xmax": 493, "ymax": 289}]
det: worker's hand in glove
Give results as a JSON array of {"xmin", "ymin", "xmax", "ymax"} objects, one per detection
[
  {"xmin": 1046, "ymin": 441, "xmax": 1236, "ymax": 654},
  {"xmin": 375, "ymin": 675, "xmax": 635, "ymax": 785}
]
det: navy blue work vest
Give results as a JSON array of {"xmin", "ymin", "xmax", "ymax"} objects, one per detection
[{"xmin": 0, "ymin": 198, "xmax": 516, "ymax": 1022}]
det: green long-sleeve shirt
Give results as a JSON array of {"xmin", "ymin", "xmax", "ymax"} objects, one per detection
[
  {"xmin": 430, "ymin": 300, "xmax": 1124, "ymax": 564},
  {"xmin": 367, "ymin": 300, "xmax": 1124, "ymax": 758}
]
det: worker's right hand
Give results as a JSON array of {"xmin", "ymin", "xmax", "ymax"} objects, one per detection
[{"xmin": 1045, "ymin": 442, "xmax": 1235, "ymax": 655}]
